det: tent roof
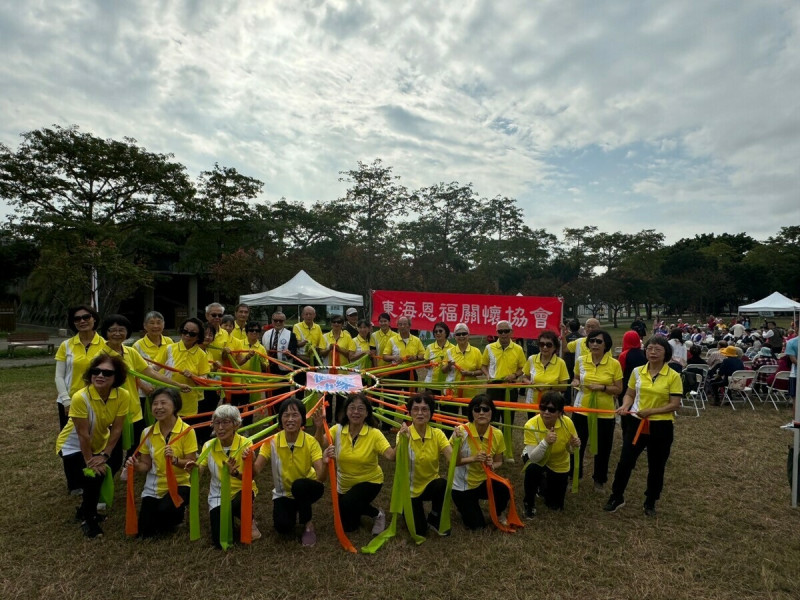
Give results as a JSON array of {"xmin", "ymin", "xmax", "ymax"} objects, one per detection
[
  {"xmin": 738, "ymin": 291, "xmax": 800, "ymax": 313},
  {"xmin": 238, "ymin": 270, "xmax": 363, "ymax": 307}
]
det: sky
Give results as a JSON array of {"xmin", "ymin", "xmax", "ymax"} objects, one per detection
[{"xmin": 1, "ymin": 0, "xmax": 798, "ymax": 244}]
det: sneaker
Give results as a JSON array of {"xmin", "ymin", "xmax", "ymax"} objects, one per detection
[
  {"xmin": 120, "ymin": 466, "xmax": 128, "ymax": 481},
  {"xmin": 301, "ymin": 528, "xmax": 317, "ymax": 547},
  {"xmin": 81, "ymin": 518, "xmax": 103, "ymax": 538},
  {"xmin": 96, "ymin": 502, "xmax": 107, "ymax": 512},
  {"xmin": 603, "ymin": 495, "xmax": 626, "ymax": 513},
  {"xmin": 643, "ymin": 502, "xmax": 657, "ymax": 517},
  {"xmin": 593, "ymin": 481, "xmax": 605, "ymax": 493},
  {"xmin": 251, "ymin": 520, "xmax": 262, "ymax": 541},
  {"xmin": 499, "ymin": 514, "xmax": 509, "ymax": 527},
  {"xmin": 69, "ymin": 488, "xmax": 83, "ymax": 497},
  {"xmin": 371, "ymin": 509, "xmax": 386, "ymax": 535},
  {"xmin": 524, "ymin": 503, "xmax": 536, "ymax": 520},
  {"xmin": 426, "ymin": 512, "xmax": 441, "ymax": 534}
]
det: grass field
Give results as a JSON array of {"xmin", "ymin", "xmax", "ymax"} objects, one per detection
[{"xmin": 1, "ymin": 365, "xmax": 799, "ymax": 600}]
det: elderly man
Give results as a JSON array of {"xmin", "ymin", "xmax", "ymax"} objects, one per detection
[
  {"xmin": 481, "ymin": 320, "xmax": 526, "ymax": 402},
  {"xmin": 381, "ymin": 316, "xmax": 424, "ymax": 383},
  {"xmin": 293, "ymin": 306, "xmax": 324, "ymax": 365},
  {"xmin": 344, "ymin": 308, "xmax": 359, "ymax": 338},
  {"xmin": 262, "ymin": 311, "xmax": 298, "ymax": 375},
  {"xmin": 205, "ymin": 303, "xmax": 240, "ymax": 365},
  {"xmin": 564, "ymin": 318, "xmax": 601, "ymax": 359},
  {"xmin": 450, "ymin": 323, "xmax": 484, "ymax": 399},
  {"xmin": 230, "ymin": 303, "xmax": 250, "ymax": 343}
]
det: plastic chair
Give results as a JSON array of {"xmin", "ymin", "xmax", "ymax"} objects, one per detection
[
  {"xmin": 680, "ymin": 370, "xmax": 705, "ymax": 417},
  {"xmin": 747, "ymin": 365, "xmax": 779, "ymax": 404},
  {"xmin": 722, "ymin": 370, "xmax": 755, "ymax": 410}
]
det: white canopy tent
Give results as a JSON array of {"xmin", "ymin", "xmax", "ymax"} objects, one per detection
[{"xmin": 238, "ymin": 270, "xmax": 363, "ymax": 307}]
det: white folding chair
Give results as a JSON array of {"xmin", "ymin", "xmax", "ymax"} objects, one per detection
[
  {"xmin": 765, "ymin": 371, "xmax": 792, "ymax": 410},
  {"xmin": 722, "ymin": 370, "xmax": 755, "ymax": 410},
  {"xmin": 747, "ymin": 365, "xmax": 779, "ymax": 405},
  {"xmin": 680, "ymin": 371, "xmax": 705, "ymax": 416}
]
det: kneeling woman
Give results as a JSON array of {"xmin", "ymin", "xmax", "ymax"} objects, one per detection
[
  {"xmin": 250, "ymin": 398, "xmax": 326, "ymax": 546},
  {"xmin": 605, "ymin": 336, "xmax": 682, "ymax": 516},
  {"xmin": 126, "ymin": 388, "xmax": 197, "ymax": 537},
  {"xmin": 55, "ymin": 354, "xmax": 129, "ymax": 537},
  {"xmin": 451, "ymin": 394, "xmax": 508, "ymax": 529},
  {"xmin": 522, "ymin": 391, "xmax": 580, "ymax": 518},
  {"xmin": 186, "ymin": 404, "xmax": 260, "ymax": 548},
  {"xmin": 400, "ymin": 393, "xmax": 452, "ymax": 535},
  {"xmin": 316, "ymin": 392, "xmax": 397, "ymax": 535}
]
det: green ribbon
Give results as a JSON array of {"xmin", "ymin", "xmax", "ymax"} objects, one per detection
[
  {"xmin": 438, "ymin": 435, "xmax": 461, "ymax": 535},
  {"xmin": 144, "ymin": 394, "xmax": 154, "ymax": 426},
  {"xmin": 99, "ymin": 468, "xmax": 114, "ymax": 508},
  {"xmin": 189, "ymin": 468, "xmax": 201, "ymax": 541},
  {"xmin": 588, "ymin": 392, "xmax": 599, "ymax": 455},
  {"xmin": 220, "ymin": 463, "xmax": 234, "ymax": 550},
  {"xmin": 571, "ymin": 446, "xmax": 580, "ymax": 494},
  {"xmin": 503, "ymin": 387, "xmax": 513, "ymax": 458},
  {"xmin": 122, "ymin": 413, "xmax": 133, "ymax": 451}
]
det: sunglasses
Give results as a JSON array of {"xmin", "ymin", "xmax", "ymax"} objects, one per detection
[
  {"xmin": 246, "ymin": 328, "xmax": 261, "ymax": 333},
  {"xmin": 539, "ymin": 406, "xmax": 559, "ymax": 414},
  {"xmin": 455, "ymin": 332, "xmax": 469, "ymax": 337},
  {"xmin": 473, "ymin": 406, "xmax": 492, "ymax": 413},
  {"xmin": 272, "ymin": 318, "xmax": 285, "ymax": 323},
  {"xmin": 587, "ymin": 338, "xmax": 604, "ymax": 345},
  {"xmin": 180, "ymin": 329, "xmax": 199, "ymax": 337},
  {"xmin": 434, "ymin": 329, "xmax": 446, "ymax": 334},
  {"xmin": 209, "ymin": 313, "xmax": 223, "ymax": 318},
  {"xmin": 73, "ymin": 314, "xmax": 93, "ymax": 322},
  {"xmin": 539, "ymin": 341, "xmax": 554, "ymax": 348},
  {"xmin": 331, "ymin": 320, "xmax": 344, "ymax": 324},
  {"xmin": 497, "ymin": 329, "xmax": 511, "ymax": 334},
  {"xmin": 89, "ymin": 368, "xmax": 115, "ymax": 377}
]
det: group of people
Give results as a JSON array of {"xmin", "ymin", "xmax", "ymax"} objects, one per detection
[{"xmin": 54, "ymin": 302, "xmax": 687, "ymax": 546}]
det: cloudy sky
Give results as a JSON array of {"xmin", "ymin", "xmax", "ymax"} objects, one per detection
[{"xmin": 1, "ymin": 0, "xmax": 797, "ymax": 243}]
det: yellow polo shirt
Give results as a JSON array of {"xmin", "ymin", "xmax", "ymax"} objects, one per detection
[
  {"xmin": 381, "ymin": 334, "xmax": 425, "ymax": 362},
  {"xmin": 55, "ymin": 386, "xmax": 130, "ymax": 455},
  {"xmin": 566, "ymin": 337, "xmax": 591, "ymax": 357},
  {"xmin": 206, "ymin": 328, "xmax": 242, "ymax": 365},
  {"xmin": 322, "ymin": 330, "xmax": 356, "ymax": 366},
  {"xmin": 239, "ymin": 339, "xmax": 267, "ymax": 371},
  {"xmin": 522, "ymin": 354, "xmax": 570, "ymax": 403},
  {"xmin": 55, "ymin": 332, "xmax": 107, "ymax": 398},
  {"xmin": 230, "ymin": 323, "xmax": 248, "ymax": 343},
  {"xmin": 164, "ymin": 341, "xmax": 211, "ymax": 416},
  {"xmin": 330, "ymin": 424, "xmax": 390, "ymax": 493},
  {"xmin": 451, "ymin": 423, "xmax": 506, "ymax": 491},
  {"xmin": 293, "ymin": 322, "xmax": 324, "ymax": 359},
  {"xmin": 198, "ymin": 434, "xmax": 257, "ymax": 509},
  {"xmin": 424, "ymin": 340, "xmax": 457, "ymax": 383},
  {"xmin": 450, "ymin": 343, "xmax": 484, "ymax": 398},
  {"xmin": 103, "ymin": 345, "xmax": 148, "ymax": 422},
  {"xmin": 371, "ymin": 329, "xmax": 397, "ymax": 366},
  {"xmin": 482, "ymin": 340, "xmax": 526, "ymax": 380},
  {"xmin": 352, "ymin": 335, "xmax": 373, "ymax": 369},
  {"xmin": 132, "ymin": 334, "xmax": 173, "ymax": 370},
  {"xmin": 523, "ymin": 414, "xmax": 577, "ymax": 473},
  {"xmin": 260, "ymin": 431, "xmax": 322, "ymax": 499},
  {"xmin": 398, "ymin": 425, "xmax": 450, "ymax": 497},
  {"xmin": 140, "ymin": 418, "xmax": 197, "ymax": 498},
  {"xmin": 573, "ymin": 354, "xmax": 623, "ymax": 419},
  {"xmin": 628, "ymin": 363, "xmax": 683, "ymax": 422}
]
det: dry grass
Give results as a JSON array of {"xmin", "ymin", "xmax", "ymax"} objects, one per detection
[{"xmin": 1, "ymin": 366, "xmax": 799, "ymax": 600}]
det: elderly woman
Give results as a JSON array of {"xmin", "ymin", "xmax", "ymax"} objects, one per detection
[
  {"xmin": 55, "ymin": 305, "xmax": 106, "ymax": 430},
  {"xmin": 451, "ymin": 394, "xmax": 509, "ymax": 530},
  {"xmin": 55, "ymin": 354, "xmax": 129, "ymax": 537},
  {"xmin": 100, "ymin": 314, "xmax": 189, "ymax": 473},
  {"xmin": 185, "ymin": 404, "xmax": 260, "ymax": 548},
  {"xmin": 132, "ymin": 311, "xmax": 174, "ymax": 420},
  {"xmin": 398, "ymin": 393, "xmax": 452, "ymax": 535},
  {"xmin": 450, "ymin": 323, "xmax": 484, "ymax": 400},
  {"xmin": 424, "ymin": 321, "xmax": 456, "ymax": 385},
  {"xmin": 250, "ymin": 398, "xmax": 326, "ymax": 546},
  {"xmin": 164, "ymin": 317, "xmax": 211, "ymax": 418},
  {"xmin": 571, "ymin": 329, "xmax": 623, "ymax": 491},
  {"xmin": 522, "ymin": 391, "xmax": 580, "ymax": 517},
  {"xmin": 605, "ymin": 336, "xmax": 683, "ymax": 515},
  {"xmin": 126, "ymin": 387, "xmax": 197, "ymax": 538},
  {"xmin": 316, "ymin": 392, "xmax": 397, "ymax": 535},
  {"xmin": 521, "ymin": 330, "xmax": 569, "ymax": 412}
]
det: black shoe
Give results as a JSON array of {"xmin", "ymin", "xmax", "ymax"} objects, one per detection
[
  {"xmin": 524, "ymin": 502, "xmax": 536, "ymax": 520},
  {"xmin": 603, "ymin": 495, "xmax": 625, "ymax": 513},
  {"xmin": 643, "ymin": 502, "xmax": 657, "ymax": 517},
  {"xmin": 81, "ymin": 518, "xmax": 104, "ymax": 538}
]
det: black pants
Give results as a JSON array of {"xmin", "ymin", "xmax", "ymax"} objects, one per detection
[
  {"xmin": 61, "ymin": 452, "xmax": 104, "ymax": 519},
  {"xmin": 138, "ymin": 486, "xmax": 190, "ymax": 538},
  {"xmin": 273, "ymin": 478, "xmax": 325, "ymax": 535},
  {"xmin": 408, "ymin": 478, "xmax": 446, "ymax": 534},
  {"xmin": 109, "ymin": 419, "xmax": 147, "ymax": 475},
  {"xmin": 58, "ymin": 402, "xmax": 68, "ymax": 430},
  {"xmin": 451, "ymin": 480, "xmax": 510, "ymax": 530},
  {"xmin": 209, "ymin": 491, "xmax": 253, "ymax": 548},
  {"xmin": 195, "ymin": 390, "xmax": 220, "ymax": 446},
  {"xmin": 337, "ymin": 481, "xmax": 382, "ymax": 532},
  {"xmin": 487, "ymin": 382, "xmax": 514, "ymax": 404},
  {"xmin": 524, "ymin": 463, "xmax": 569, "ymax": 510},
  {"xmin": 572, "ymin": 413, "xmax": 615, "ymax": 485},
  {"xmin": 611, "ymin": 420, "xmax": 674, "ymax": 504}
]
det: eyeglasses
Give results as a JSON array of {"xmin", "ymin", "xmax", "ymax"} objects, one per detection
[
  {"xmin": 180, "ymin": 329, "xmax": 199, "ymax": 337},
  {"xmin": 89, "ymin": 368, "xmax": 115, "ymax": 377},
  {"xmin": 73, "ymin": 314, "xmax": 93, "ymax": 322},
  {"xmin": 497, "ymin": 329, "xmax": 511, "ymax": 334},
  {"xmin": 539, "ymin": 406, "xmax": 559, "ymax": 414},
  {"xmin": 410, "ymin": 406, "xmax": 430, "ymax": 414},
  {"xmin": 587, "ymin": 338, "xmax": 604, "ymax": 345},
  {"xmin": 213, "ymin": 418, "xmax": 234, "ymax": 426},
  {"xmin": 473, "ymin": 406, "xmax": 492, "ymax": 413},
  {"xmin": 331, "ymin": 321, "xmax": 344, "ymax": 325},
  {"xmin": 347, "ymin": 404, "xmax": 367, "ymax": 413},
  {"xmin": 539, "ymin": 341, "xmax": 554, "ymax": 348},
  {"xmin": 246, "ymin": 328, "xmax": 261, "ymax": 333},
  {"xmin": 455, "ymin": 332, "xmax": 469, "ymax": 337},
  {"xmin": 434, "ymin": 329, "xmax": 446, "ymax": 334},
  {"xmin": 209, "ymin": 313, "xmax": 223, "ymax": 318},
  {"xmin": 106, "ymin": 327, "xmax": 127, "ymax": 335}
]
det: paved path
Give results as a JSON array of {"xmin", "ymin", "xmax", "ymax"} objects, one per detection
[{"xmin": 0, "ymin": 357, "xmax": 55, "ymax": 369}]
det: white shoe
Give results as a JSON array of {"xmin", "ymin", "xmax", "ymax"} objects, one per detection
[
  {"xmin": 96, "ymin": 502, "xmax": 107, "ymax": 512},
  {"xmin": 371, "ymin": 509, "xmax": 386, "ymax": 535},
  {"xmin": 120, "ymin": 466, "xmax": 128, "ymax": 481}
]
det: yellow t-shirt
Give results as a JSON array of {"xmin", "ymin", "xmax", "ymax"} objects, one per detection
[
  {"xmin": 482, "ymin": 341, "xmax": 526, "ymax": 380},
  {"xmin": 164, "ymin": 341, "xmax": 211, "ymax": 416},
  {"xmin": 230, "ymin": 323, "xmax": 248, "ymax": 344},
  {"xmin": 198, "ymin": 434, "xmax": 257, "ymax": 509},
  {"xmin": 140, "ymin": 419, "xmax": 198, "ymax": 498},
  {"xmin": 398, "ymin": 425, "xmax": 450, "ymax": 497},
  {"xmin": 293, "ymin": 322, "xmax": 324, "ymax": 359},
  {"xmin": 352, "ymin": 335, "xmax": 373, "ymax": 370},
  {"xmin": 424, "ymin": 340, "xmax": 457, "ymax": 383},
  {"xmin": 55, "ymin": 332, "xmax": 107, "ymax": 398},
  {"xmin": 627, "ymin": 363, "xmax": 683, "ymax": 422},
  {"xmin": 370, "ymin": 329, "xmax": 397, "ymax": 366},
  {"xmin": 261, "ymin": 430, "xmax": 322, "ymax": 499},
  {"xmin": 573, "ymin": 354, "xmax": 623, "ymax": 419},
  {"xmin": 451, "ymin": 423, "xmax": 506, "ymax": 491},
  {"xmin": 450, "ymin": 343, "xmax": 484, "ymax": 398},
  {"xmin": 55, "ymin": 386, "xmax": 130, "ymax": 455},
  {"xmin": 239, "ymin": 339, "xmax": 267, "ymax": 371},
  {"xmin": 381, "ymin": 334, "xmax": 425, "ymax": 362},
  {"xmin": 103, "ymin": 344, "xmax": 148, "ymax": 422},
  {"xmin": 321, "ymin": 330, "xmax": 356, "ymax": 366},
  {"xmin": 330, "ymin": 424, "xmax": 390, "ymax": 493},
  {"xmin": 523, "ymin": 414, "xmax": 577, "ymax": 473},
  {"xmin": 522, "ymin": 354, "xmax": 570, "ymax": 403}
]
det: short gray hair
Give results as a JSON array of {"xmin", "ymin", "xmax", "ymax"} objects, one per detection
[
  {"xmin": 144, "ymin": 311, "xmax": 164, "ymax": 323},
  {"xmin": 206, "ymin": 302, "xmax": 225, "ymax": 313},
  {"xmin": 212, "ymin": 404, "xmax": 242, "ymax": 427}
]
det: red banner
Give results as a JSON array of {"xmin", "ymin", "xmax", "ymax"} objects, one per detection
[{"xmin": 371, "ymin": 290, "xmax": 563, "ymax": 338}]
